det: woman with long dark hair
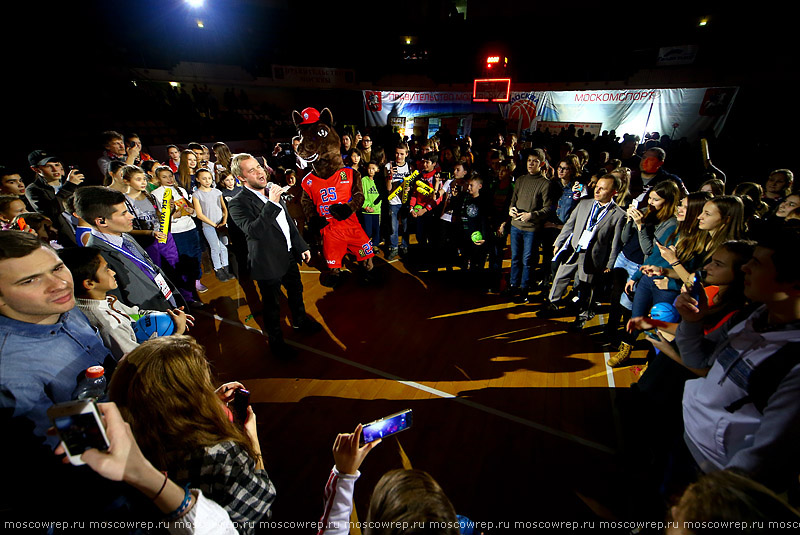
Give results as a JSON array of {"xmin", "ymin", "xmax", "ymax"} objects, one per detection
[
  {"xmin": 177, "ymin": 149, "xmax": 198, "ymax": 192},
  {"xmin": 608, "ymin": 191, "xmax": 713, "ymax": 366},
  {"xmin": 605, "ymin": 181, "xmax": 680, "ymax": 341}
]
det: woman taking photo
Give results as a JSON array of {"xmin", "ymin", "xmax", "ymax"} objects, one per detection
[
  {"xmin": 605, "ymin": 181, "xmax": 680, "ymax": 342},
  {"xmin": 607, "ymin": 191, "xmax": 711, "ymax": 366},
  {"xmin": 108, "ymin": 336, "xmax": 276, "ymax": 534}
]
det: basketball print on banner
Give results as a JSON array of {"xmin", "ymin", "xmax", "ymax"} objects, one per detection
[{"xmin": 508, "ymin": 98, "xmax": 537, "ymax": 130}]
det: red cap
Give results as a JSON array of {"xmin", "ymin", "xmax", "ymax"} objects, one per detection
[
  {"xmin": 299, "ymin": 107, "xmax": 320, "ymax": 124},
  {"xmin": 85, "ymin": 366, "xmax": 105, "ymax": 379}
]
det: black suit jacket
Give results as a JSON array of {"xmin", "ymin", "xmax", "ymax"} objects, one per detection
[{"xmin": 228, "ymin": 186, "xmax": 308, "ymax": 282}]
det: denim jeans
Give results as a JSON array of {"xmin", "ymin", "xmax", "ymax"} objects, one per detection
[
  {"xmin": 201, "ymin": 222, "xmax": 229, "ymax": 270},
  {"xmin": 361, "ymin": 213, "xmax": 381, "ymax": 248},
  {"xmin": 389, "ymin": 204, "xmax": 408, "ymax": 249},
  {"xmin": 509, "ymin": 225, "xmax": 536, "ymax": 288},
  {"xmin": 613, "ymin": 252, "xmax": 641, "ymax": 310},
  {"xmin": 631, "ymin": 273, "xmax": 680, "ymax": 318}
]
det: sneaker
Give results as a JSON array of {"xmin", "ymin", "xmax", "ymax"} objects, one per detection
[
  {"xmin": 223, "ymin": 266, "xmax": 236, "ymax": 280},
  {"xmin": 214, "ymin": 268, "xmax": 229, "ymax": 282},
  {"xmin": 293, "ymin": 316, "xmax": 323, "ymax": 334},
  {"xmin": 399, "ymin": 246, "xmax": 408, "ymax": 256},
  {"xmin": 501, "ymin": 285, "xmax": 518, "ymax": 298},
  {"xmin": 569, "ymin": 318, "xmax": 586, "ymax": 331},
  {"xmin": 607, "ymin": 342, "xmax": 633, "ymax": 367},
  {"xmin": 195, "ymin": 280, "xmax": 209, "ymax": 293},
  {"xmin": 387, "ymin": 248, "xmax": 399, "ymax": 260},
  {"xmin": 512, "ymin": 287, "xmax": 530, "ymax": 304}
]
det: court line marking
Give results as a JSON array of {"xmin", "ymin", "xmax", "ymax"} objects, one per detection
[
  {"xmin": 203, "ymin": 312, "xmax": 615, "ymax": 455},
  {"xmin": 596, "ymin": 314, "xmax": 616, "ymax": 389}
]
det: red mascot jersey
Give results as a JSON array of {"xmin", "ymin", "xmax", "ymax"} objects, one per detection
[
  {"xmin": 302, "ymin": 167, "xmax": 373, "ymax": 268},
  {"xmin": 302, "ymin": 167, "xmax": 360, "ymax": 226}
]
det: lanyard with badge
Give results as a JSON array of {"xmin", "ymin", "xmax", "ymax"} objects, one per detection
[
  {"xmin": 576, "ymin": 202, "xmax": 612, "ymax": 251},
  {"xmin": 95, "ymin": 236, "xmax": 174, "ymax": 302}
]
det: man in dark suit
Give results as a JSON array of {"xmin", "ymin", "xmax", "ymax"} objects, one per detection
[
  {"xmin": 228, "ymin": 153, "xmax": 321, "ymax": 358},
  {"xmin": 75, "ymin": 186, "xmax": 186, "ymax": 312},
  {"xmin": 546, "ymin": 175, "xmax": 626, "ymax": 330}
]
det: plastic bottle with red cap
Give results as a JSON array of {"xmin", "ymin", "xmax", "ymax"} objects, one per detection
[{"xmin": 72, "ymin": 366, "xmax": 108, "ymax": 401}]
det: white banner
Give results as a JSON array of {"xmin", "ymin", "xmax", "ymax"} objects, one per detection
[{"xmin": 364, "ymin": 87, "xmax": 738, "ymax": 140}]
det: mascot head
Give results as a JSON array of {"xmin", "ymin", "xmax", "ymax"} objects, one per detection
[{"xmin": 292, "ymin": 107, "xmax": 342, "ymax": 178}]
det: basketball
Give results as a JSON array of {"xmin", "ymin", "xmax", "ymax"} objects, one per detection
[
  {"xmin": 649, "ymin": 302, "xmax": 680, "ymax": 323},
  {"xmin": 509, "ymin": 98, "xmax": 537, "ymax": 130},
  {"xmin": 133, "ymin": 312, "xmax": 176, "ymax": 342}
]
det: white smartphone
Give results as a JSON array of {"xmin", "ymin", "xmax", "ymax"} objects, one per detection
[
  {"xmin": 47, "ymin": 400, "xmax": 110, "ymax": 466},
  {"xmin": 360, "ymin": 409, "xmax": 413, "ymax": 445}
]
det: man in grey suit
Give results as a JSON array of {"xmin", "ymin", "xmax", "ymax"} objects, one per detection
[
  {"xmin": 75, "ymin": 186, "xmax": 185, "ymax": 312},
  {"xmin": 545, "ymin": 176, "xmax": 626, "ymax": 330}
]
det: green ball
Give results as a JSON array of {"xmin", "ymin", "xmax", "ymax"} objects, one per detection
[{"xmin": 471, "ymin": 231, "xmax": 483, "ymax": 243}]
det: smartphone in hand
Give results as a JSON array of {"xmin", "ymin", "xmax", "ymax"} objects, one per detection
[
  {"xmin": 229, "ymin": 388, "xmax": 251, "ymax": 426},
  {"xmin": 48, "ymin": 400, "xmax": 110, "ymax": 466},
  {"xmin": 360, "ymin": 409, "xmax": 412, "ymax": 445}
]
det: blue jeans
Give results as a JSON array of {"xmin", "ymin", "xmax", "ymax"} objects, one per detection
[
  {"xmin": 361, "ymin": 213, "xmax": 381, "ymax": 248},
  {"xmin": 509, "ymin": 226, "xmax": 536, "ymax": 289},
  {"xmin": 613, "ymin": 252, "xmax": 641, "ymax": 310},
  {"xmin": 631, "ymin": 274, "xmax": 679, "ymax": 318},
  {"xmin": 201, "ymin": 222, "xmax": 229, "ymax": 270},
  {"xmin": 389, "ymin": 204, "xmax": 408, "ymax": 249}
]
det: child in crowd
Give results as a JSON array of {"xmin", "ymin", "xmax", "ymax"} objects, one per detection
[
  {"xmin": 385, "ymin": 143, "xmax": 414, "ymax": 259},
  {"xmin": 141, "ymin": 160, "xmax": 161, "ymax": 192},
  {"xmin": 460, "ymin": 176, "xmax": 490, "ymax": 279},
  {"xmin": 122, "ymin": 165, "xmax": 181, "ymax": 271},
  {"xmin": 59, "ymin": 247, "xmax": 191, "ymax": 359},
  {"xmin": 218, "ymin": 169, "xmax": 242, "ymax": 203},
  {"xmin": 66, "ymin": 196, "xmax": 92, "ymax": 246},
  {"xmin": 282, "ymin": 168, "xmax": 305, "ymax": 231},
  {"xmin": 193, "ymin": 168, "xmax": 234, "ymax": 282},
  {"xmin": 345, "ymin": 148, "xmax": 364, "ymax": 175},
  {"xmin": 360, "ymin": 161, "xmax": 382, "ymax": 249},
  {"xmin": 12, "ymin": 212, "xmax": 60, "ymax": 248},
  {"xmin": 151, "ymin": 166, "xmax": 207, "ymax": 298},
  {"xmin": 0, "ymin": 194, "xmax": 27, "ymax": 229},
  {"xmin": 0, "ymin": 166, "xmax": 33, "ymax": 211}
]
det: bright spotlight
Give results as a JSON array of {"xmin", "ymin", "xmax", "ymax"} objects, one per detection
[
  {"xmin": 196, "ymin": 19, "xmax": 205, "ymax": 28},
  {"xmin": 186, "ymin": 0, "xmax": 203, "ymax": 7}
]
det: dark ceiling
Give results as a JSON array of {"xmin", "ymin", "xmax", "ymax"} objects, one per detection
[{"xmin": 9, "ymin": 1, "xmax": 794, "ymax": 86}]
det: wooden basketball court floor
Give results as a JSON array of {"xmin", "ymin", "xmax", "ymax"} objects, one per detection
[{"xmin": 190, "ymin": 251, "xmax": 651, "ymax": 529}]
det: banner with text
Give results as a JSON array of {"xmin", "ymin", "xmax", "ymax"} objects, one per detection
[{"xmin": 364, "ymin": 87, "xmax": 737, "ymax": 140}]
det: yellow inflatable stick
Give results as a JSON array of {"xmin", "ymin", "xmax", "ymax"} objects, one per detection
[
  {"xmin": 158, "ymin": 188, "xmax": 172, "ymax": 243},
  {"xmin": 388, "ymin": 170, "xmax": 419, "ymax": 202}
]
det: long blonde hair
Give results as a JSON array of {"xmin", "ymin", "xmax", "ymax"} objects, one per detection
[{"xmin": 108, "ymin": 335, "xmax": 259, "ymax": 470}]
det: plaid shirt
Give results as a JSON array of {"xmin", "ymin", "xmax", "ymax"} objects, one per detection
[{"xmin": 175, "ymin": 441, "xmax": 276, "ymax": 535}]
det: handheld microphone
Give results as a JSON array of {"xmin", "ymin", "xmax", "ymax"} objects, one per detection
[{"xmin": 266, "ymin": 182, "xmax": 294, "ymax": 202}]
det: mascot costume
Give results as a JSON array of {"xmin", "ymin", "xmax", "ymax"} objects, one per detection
[{"xmin": 293, "ymin": 107, "xmax": 375, "ymax": 286}]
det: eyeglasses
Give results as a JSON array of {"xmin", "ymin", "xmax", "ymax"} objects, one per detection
[
  {"xmin": 363, "ymin": 139, "xmax": 372, "ymax": 143},
  {"xmin": 557, "ymin": 166, "xmax": 570, "ymax": 171}
]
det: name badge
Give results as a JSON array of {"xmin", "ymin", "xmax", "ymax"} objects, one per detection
[
  {"xmin": 577, "ymin": 227, "xmax": 596, "ymax": 249},
  {"xmin": 153, "ymin": 273, "xmax": 173, "ymax": 301}
]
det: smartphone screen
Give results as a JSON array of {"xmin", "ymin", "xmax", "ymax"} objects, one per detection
[
  {"xmin": 361, "ymin": 409, "xmax": 412, "ymax": 445},
  {"xmin": 230, "ymin": 388, "xmax": 250, "ymax": 426},
  {"xmin": 54, "ymin": 412, "xmax": 109, "ymax": 456}
]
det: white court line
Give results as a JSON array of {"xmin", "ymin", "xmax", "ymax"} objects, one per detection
[
  {"xmin": 202, "ymin": 312, "xmax": 615, "ymax": 454},
  {"xmin": 596, "ymin": 313, "xmax": 616, "ymax": 388}
]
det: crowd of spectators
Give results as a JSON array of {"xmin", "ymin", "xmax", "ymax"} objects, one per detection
[{"xmin": 2, "ymin": 119, "xmax": 800, "ymax": 532}]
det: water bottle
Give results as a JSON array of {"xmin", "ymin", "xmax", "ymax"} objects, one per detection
[{"xmin": 72, "ymin": 366, "xmax": 107, "ymax": 401}]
